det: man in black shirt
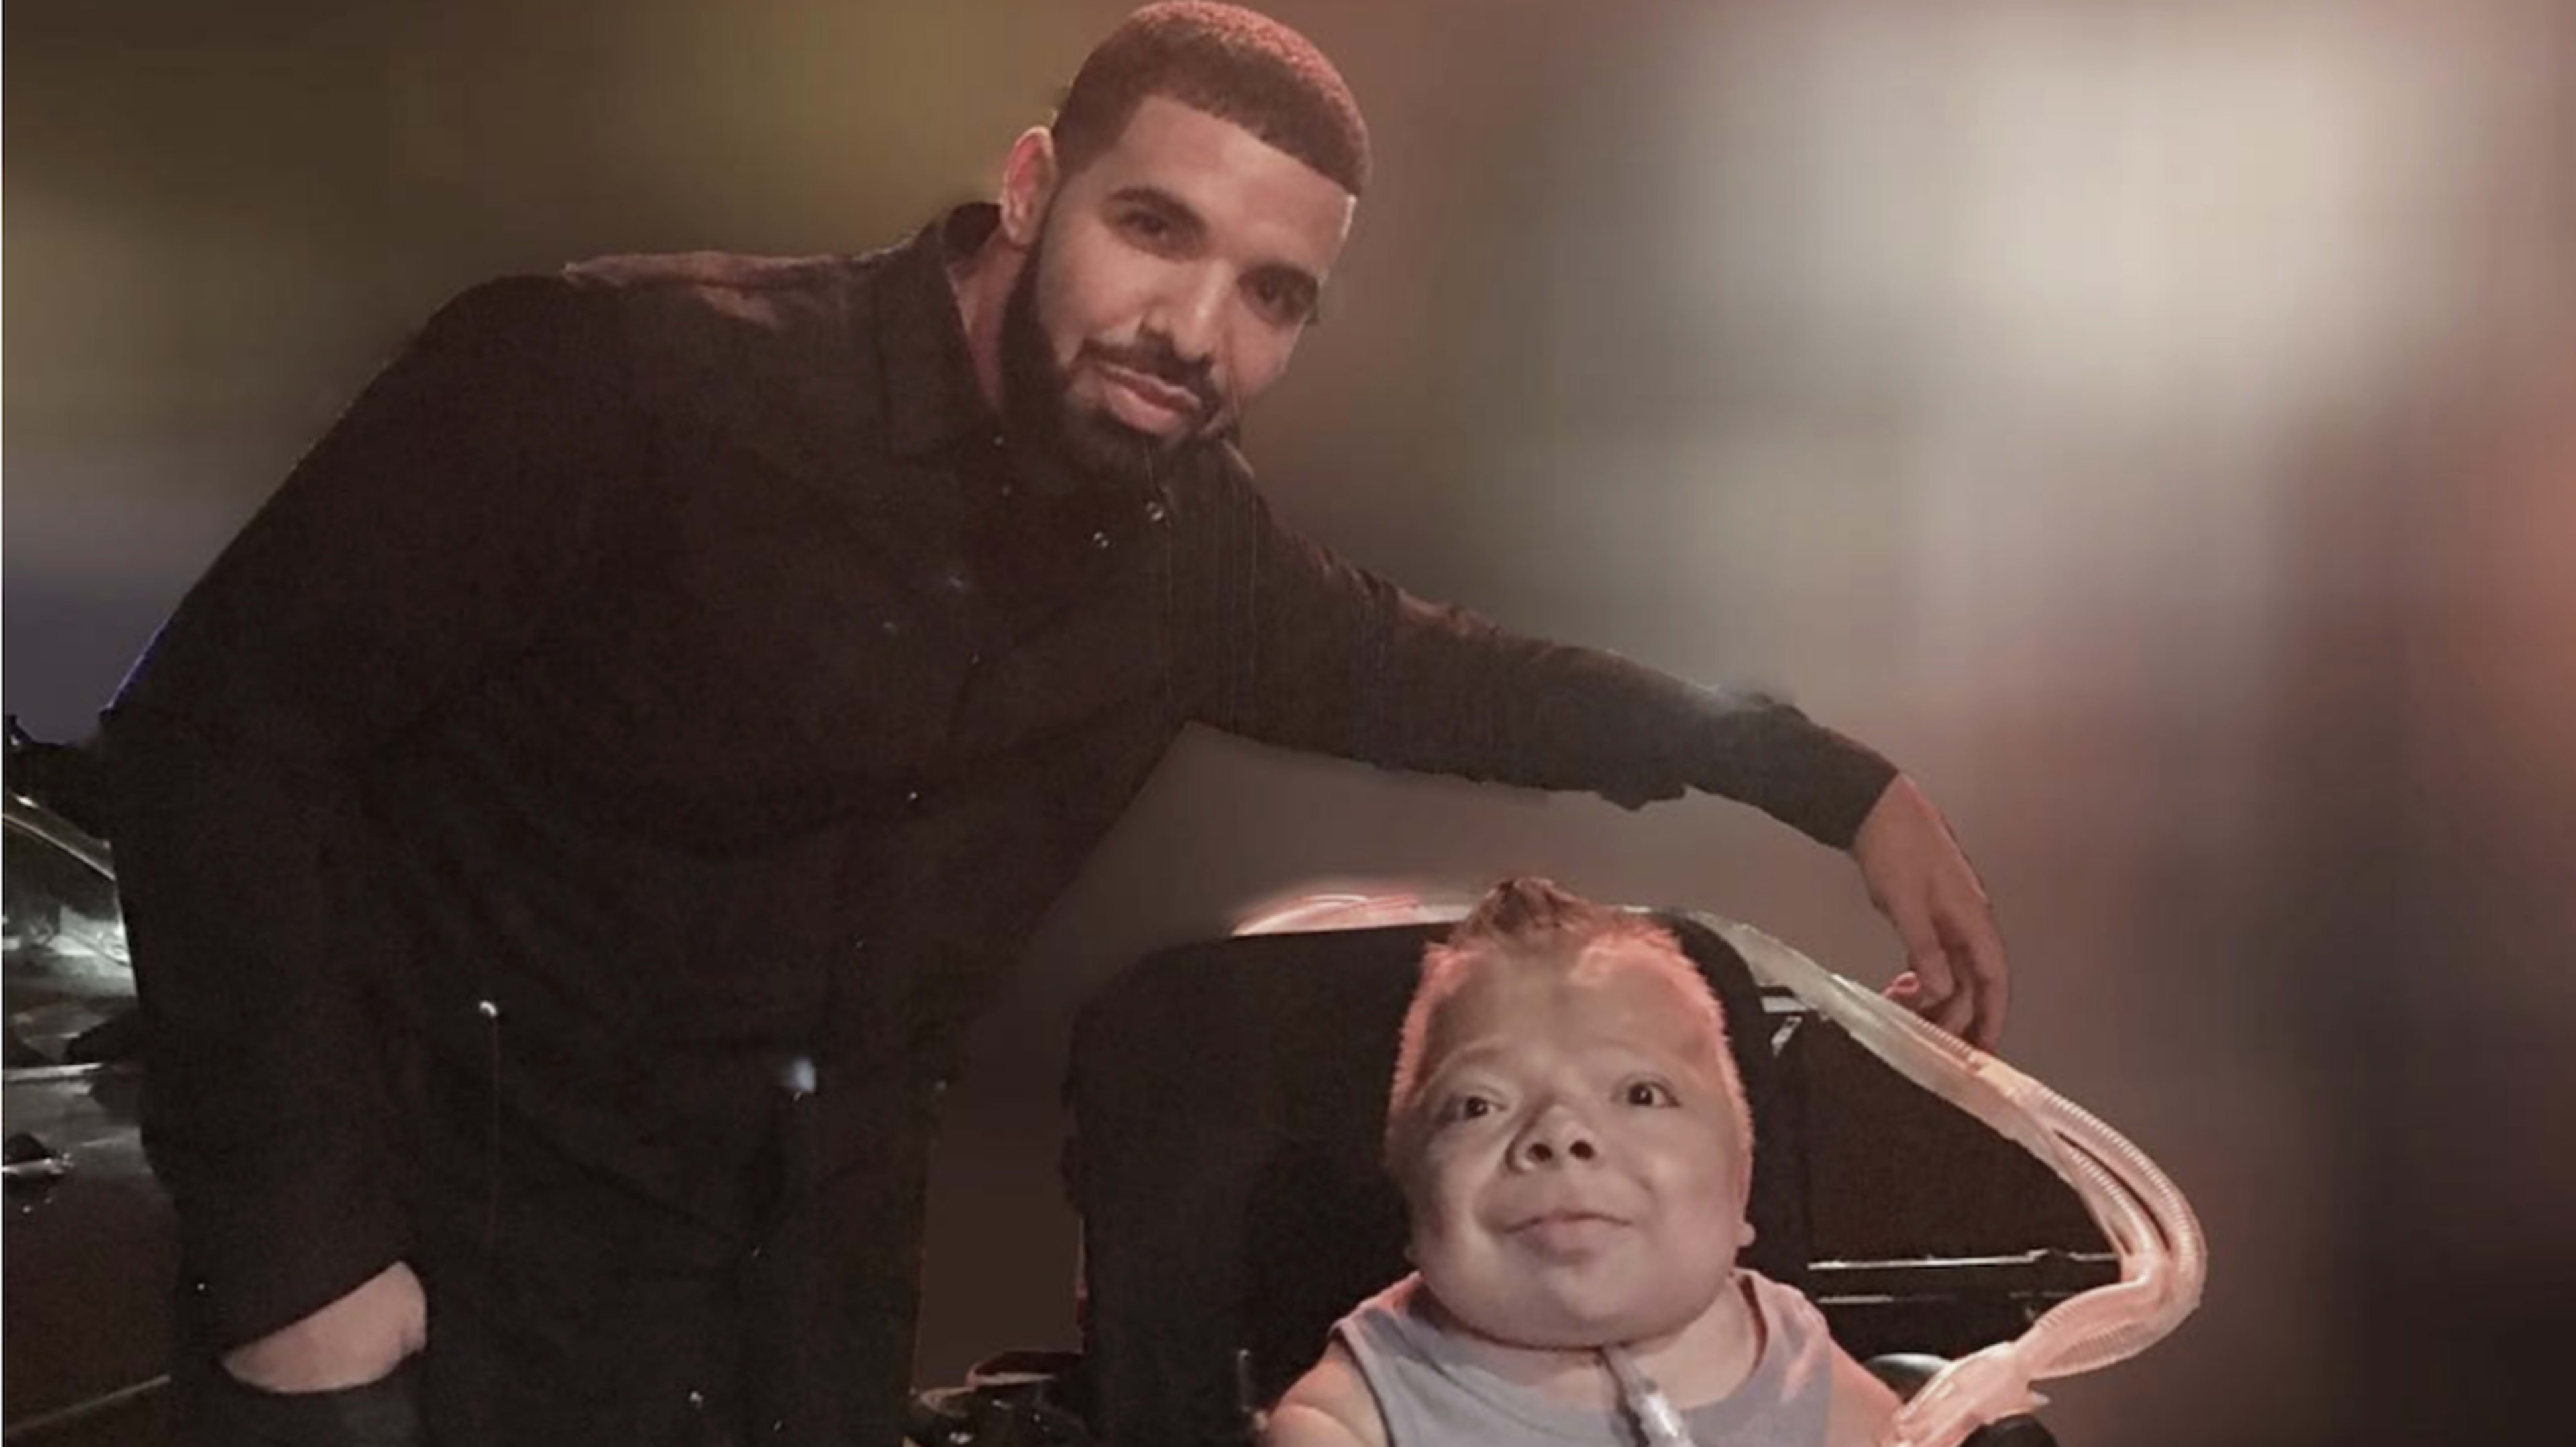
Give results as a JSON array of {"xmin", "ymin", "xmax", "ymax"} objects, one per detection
[{"xmin": 103, "ymin": 5, "xmax": 2004, "ymax": 1444}]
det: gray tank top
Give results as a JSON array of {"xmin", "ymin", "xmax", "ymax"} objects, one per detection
[{"xmin": 1331, "ymin": 1271, "xmax": 1833, "ymax": 1446}]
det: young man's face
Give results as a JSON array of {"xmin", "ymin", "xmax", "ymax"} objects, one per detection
[
  {"xmin": 1397, "ymin": 944, "xmax": 1752, "ymax": 1350},
  {"xmin": 1004, "ymin": 93, "xmax": 1354, "ymax": 482}
]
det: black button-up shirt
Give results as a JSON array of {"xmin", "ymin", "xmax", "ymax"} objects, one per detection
[{"xmin": 103, "ymin": 205, "xmax": 1894, "ymax": 1362}]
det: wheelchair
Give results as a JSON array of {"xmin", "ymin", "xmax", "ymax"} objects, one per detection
[{"xmin": 910, "ymin": 911, "xmax": 2113, "ymax": 1446}]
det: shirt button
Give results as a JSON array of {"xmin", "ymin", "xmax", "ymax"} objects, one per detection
[
  {"xmin": 1144, "ymin": 500, "xmax": 1169, "ymax": 525},
  {"xmin": 779, "ymin": 1053, "xmax": 818, "ymax": 1097},
  {"xmin": 880, "ymin": 618, "xmax": 902, "ymax": 636},
  {"xmin": 906, "ymin": 789, "xmax": 923, "ymax": 806},
  {"xmin": 1091, "ymin": 530, "xmax": 1111, "ymax": 550}
]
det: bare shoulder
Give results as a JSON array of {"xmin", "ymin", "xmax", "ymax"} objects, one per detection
[
  {"xmin": 1823, "ymin": 1345, "xmax": 1904, "ymax": 1447},
  {"xmin": 1263, "ymin": 1342, "xmax": 1388, "ymax": 1447}
]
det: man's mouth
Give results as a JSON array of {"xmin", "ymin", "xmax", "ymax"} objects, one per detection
[
  {"xmin": 1507, "ymin": 1209, "xmax": 1629, "ymax": 1256},
  {"xmin": 1089, "ymin": 359, "xmax": 1206, "ymax": 435}
]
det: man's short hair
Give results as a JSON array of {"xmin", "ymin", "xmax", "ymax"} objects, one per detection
[
  {"xmin": 1383, "ymin": 878, "xmax": 1756, "ymax": 1181},
  {"xmin": 1053, "ymin": 2, "xmax": 1371, "ymax": 195}
]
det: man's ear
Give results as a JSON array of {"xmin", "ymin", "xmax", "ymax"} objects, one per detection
[{"xmin": 999, "ymin": 126, "xmax": 1060, "ymax": 248}]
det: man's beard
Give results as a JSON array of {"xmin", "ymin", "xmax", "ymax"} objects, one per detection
[{"xmin": 998, "ymin": 221, "xmax": 1226, "ymax": 494}]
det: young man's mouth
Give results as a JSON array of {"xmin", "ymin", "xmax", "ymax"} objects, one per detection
[
  {"xmin": 1091, "ymin": 359, "xmax": 1206, "ymax": 435},
  {"xmin": 1509, "ymin": 1210, "xmax": 1629, "ymax": 1256}
]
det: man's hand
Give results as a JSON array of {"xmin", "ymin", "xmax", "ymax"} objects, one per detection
[
  {"xmin": 1849, "ymin": 773, "xmax": 2008, "ymax": 1048},
  {"xmin": 220, "ymin": 1262, "xmax": 427, "ymax": 1393}
]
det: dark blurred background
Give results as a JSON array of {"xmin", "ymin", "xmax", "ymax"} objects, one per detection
[{"xmin": 9, "ymin": 1, "xmax": 2573, "ymax": 1442}]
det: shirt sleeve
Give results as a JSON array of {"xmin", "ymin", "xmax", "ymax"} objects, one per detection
[
  {"xmin": 99, "ymin": 274, "xmax": 629, "ymax": 1348},
  {"xmin": 1185, "ymin": 472, "xmax": 1897, "ymax": 849}
]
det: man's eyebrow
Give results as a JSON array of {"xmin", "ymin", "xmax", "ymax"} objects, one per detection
[
  {"xmin": 1418, "ymin": 1042, "xmax": 1510, "ymax": 1086},
  {"xmin": 1105, "ymin": 184, "xmax": 1326, "ymax": 318},
  {"xmin": 1104, "ymin": 184, "xmax": 1208, "ymax": 239}
]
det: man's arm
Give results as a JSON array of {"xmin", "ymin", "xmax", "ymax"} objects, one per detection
[
  {"xmin": 1851, "ymin": 774, "xmax": 2007, "ymax": 1043},
  {"xmin": 1187, "ymin": 472, "xmax": 2006, "ymax": 1043},
  {"xmin": 103, "ymin": 275, "xmax": 628, "ymax": 1383},
  {"xmin": 1825, "ymin": 1344, "xmax": 1907, "ymax": 1447},
  {"xmin": 1261, "ymin": 1343, "xmax": 1387, "ymax": 1447}
]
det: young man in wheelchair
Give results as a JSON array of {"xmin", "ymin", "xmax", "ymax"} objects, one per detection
[{"xmin": 1266, "ymin": 878, "xmax": 1901, "ymax": 1447}]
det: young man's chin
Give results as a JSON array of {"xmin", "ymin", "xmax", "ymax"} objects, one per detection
[{"xmin": 1063, "ymin": 405, "xmax": 1206, "ymax": 484}]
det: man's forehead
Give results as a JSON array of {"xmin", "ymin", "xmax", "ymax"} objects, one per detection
[
  {"xmin": 1072, "ymin": 95, "xmax": 1355, "ymax": 254},
  {"xmin": 1422, "ymin": 947, "xmax": 1721, "ymax": 1068}
]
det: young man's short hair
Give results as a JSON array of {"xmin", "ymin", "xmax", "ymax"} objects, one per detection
[
  {"xmin": 1053, "ymin": 1, "xmax": 1372, "ymax": 195},
  {"xmin": 1383, "ymin": 878, "xmax": 1756, "ymax": 1179}
]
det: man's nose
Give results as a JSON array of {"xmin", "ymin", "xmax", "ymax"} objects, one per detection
[
  {"xmin": 1508, "ymin": 1103, "xmax": 1601, "ymax": 1171},
  {"xmin": 1149, "ymin": 264, "xmax": 1230, "ymax": 364}
]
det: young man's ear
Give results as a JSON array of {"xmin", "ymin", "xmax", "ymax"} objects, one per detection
[{"xmin": 999, "ymin": 126, "xmax": 1061, "ymax": 248}]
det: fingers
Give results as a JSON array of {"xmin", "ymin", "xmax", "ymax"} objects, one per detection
[
  {"xmin": 1888, "ymin": 890, "xmax": 2011, "ymax": 1048},
  {"xmin": 1881, "ymin": 967, "xmax": 1967, "ymax": 1038},
  {"xmin": 1887, "ymin": 893, "xmax": 1960, "ymax": 1018},
  {"xmin": 1950, "ymin": 899, "xmax": 2010, "ymax": 1048},
  {"xmin": 1850, "ymin": 772, "xmax": 2010, "ymax": 1048}
]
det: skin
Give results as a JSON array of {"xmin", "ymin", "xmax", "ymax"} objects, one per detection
[
  {"xmin": 219, "ymin": 93, "xmax": 1359, "ymax": 1399},
  {"xmin": 1397, "ymin": 945, "xmax": 1755, "ymax": 1360},
  {"xmin": 947, "ymin": 97, "xmax": 2010, "ymax": 1052},
  {"xmin": 1854, "ymin": 775, "xmax": 2008, "ymax": 1048},
  {"xmin": 232, "ymin": 84, "xmax": 2010, "ymax": 1398},
  {"xmin": 1266, "ymin": 944, "xmax": 1900, "ymax": 1446},
  {"xmin": 949, "ymin": 94, "xmax": 1356, "ymax": 472}
]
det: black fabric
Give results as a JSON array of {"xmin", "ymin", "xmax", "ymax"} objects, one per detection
[
  {"xmin": 1063, "ymin": 917, "xmax": 1802, "ymax": 1446},
  {"xmin": 102, "ymin": 202, "xmax": 1894, "ymax": 1446},
  {"xmin": 173, "ymin": 1354, "xmax": 425, "ymax": 1447}
]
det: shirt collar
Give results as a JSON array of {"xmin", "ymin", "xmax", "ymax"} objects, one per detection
[{"xmin": 878, "ymin": 203, "xmax": 1005, "ymax": 460}]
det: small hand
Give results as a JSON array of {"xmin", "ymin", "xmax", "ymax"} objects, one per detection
[
  {"xmin": 1849, "ymin": 774, "xmax": 2008, "ymax": 1048},
  {"xmin": 221, "ymin": 1261, "xmax": 427, "ymax": 1393}
]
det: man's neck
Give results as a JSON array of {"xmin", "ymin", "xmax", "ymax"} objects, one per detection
[
  {"xmin": 1416, "ymin": 1273, "xmax": 1766, "ymax": 1414},
  {"xmin": 945, "ymin": 230, "xmax": 1021, "ymax": 419}
]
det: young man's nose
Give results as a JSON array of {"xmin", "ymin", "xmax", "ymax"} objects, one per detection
[
  {"xmin": 1147, "ymin": 265, "xmax": 1230, "ymax": 364},
  {"xmin": 1508, "ymin": 1103, "xmax": 1601, "ymax": 1171}
]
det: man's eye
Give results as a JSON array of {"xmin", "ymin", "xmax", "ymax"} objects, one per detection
[
  {"xmin": 1622, "ymin": 1080, "xmax": 1678, "ymax": 1108},
  {"xmin": 1244, "ymin": 276, "xmax": 1309, "ymax": 325},
  {"xmin": 1446, "ymin": 1095, "xmax": 1495, "ymax": 1124},
  {"xmin": 1121, "ymin": 211, "xmax": 1173, "ymax": 244}
]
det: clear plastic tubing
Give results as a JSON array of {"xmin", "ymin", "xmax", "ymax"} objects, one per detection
[
  {"xmin": 1690, "ymin": 915, "xmax": 2207, "ymax": 1447},
  {"xmin": 1233, "ymin": 896, "xmax": 2204, "ymax": 1447}
]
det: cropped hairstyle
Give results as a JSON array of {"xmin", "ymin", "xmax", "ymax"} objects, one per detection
[{"xmin": 1053, "ymin": 2, "xmax": 1371, "ymax": 196}]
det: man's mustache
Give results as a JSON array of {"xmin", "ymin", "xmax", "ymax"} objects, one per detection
[{"xmin": 1079, "ymin": 339, "xmax": 1220, "ymax": 423}]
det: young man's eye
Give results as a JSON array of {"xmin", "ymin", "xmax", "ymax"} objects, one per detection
[
  {"xmin": 1244, "ymin": 274, "xmax": 1312, "ymax": 327},
  {"xmin": 1120, "ymin": 211, "xmax": 1174, "ymax": 246},
  {"xmin": 1442, "ymin": 1094, "xmax": 1496, "ymax": 1124},
  {"xmin": 1622, "ymin": 1080, "xmax": 1678, "ymax": 1108}
]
